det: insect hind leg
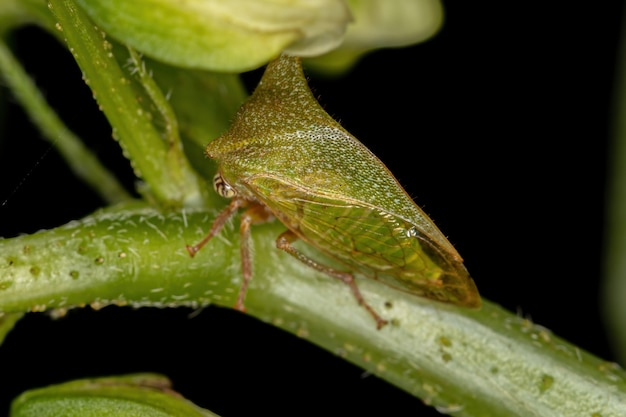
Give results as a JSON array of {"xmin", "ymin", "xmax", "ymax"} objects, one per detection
[{"xmin": 276, "ymin": 230, "xmax": 388, "ymax": 329}]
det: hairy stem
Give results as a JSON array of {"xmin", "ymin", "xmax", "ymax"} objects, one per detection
[{"xmin": 0, "ymin": 203, "xmax": 623, "ymax": 417}]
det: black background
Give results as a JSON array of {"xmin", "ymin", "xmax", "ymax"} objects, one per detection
[{"xmin": 1, "ymin": 2, "xmax": 624, "ymax": 416}]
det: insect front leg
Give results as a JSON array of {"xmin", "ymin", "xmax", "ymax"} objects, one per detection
[
  {"xmin": 236, "ymin": 203, "xmax": 274, "ymax": 312},
  {"xmin": 186, "ymin": 198, "xmax": 245, "ymax": 257},
  {"xmin": 276, "ymin": 230, "xmax": 388, "ymax": 329}
]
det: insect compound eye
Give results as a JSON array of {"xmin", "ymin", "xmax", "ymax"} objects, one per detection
[{"xmin": 213, "ymin": 173, "xmax": 237, "ymax": 198}]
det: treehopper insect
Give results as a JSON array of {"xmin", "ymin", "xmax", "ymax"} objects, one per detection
[{"xmin": 187, "ymin": 55, "xmax": 480, "ymax": 328}]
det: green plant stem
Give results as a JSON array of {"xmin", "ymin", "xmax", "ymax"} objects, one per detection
[
  {"xmin": 0, "ymin": 203, "xmax": 624, "ymax": 417},
  {"xmin": 126, "ymin": 47, "xmax": 181, "ymax": 149},
  {"xmin": 0, "ymin": 39, "xmax": 131, "ymax": 205},
  {"xmin": 125, "ymin": 46, "xmax": 197, "ymax": 203},
  {"xmin": 48, "ymin": 0, "xmax": 209, "ymax": 208}
]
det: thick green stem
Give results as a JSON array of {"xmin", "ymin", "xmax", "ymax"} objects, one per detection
[
  {"xmin": 0, "ymin": 203, "xmax": 623, "ymax": 417},
  {"xmin": 47, "ymin": 0, "xmax": 209, "ymax": 208}
]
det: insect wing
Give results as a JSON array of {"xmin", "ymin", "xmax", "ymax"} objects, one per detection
[{"xmin": 245, "ymin": 175, "xmax": 480, "ymax": 307}]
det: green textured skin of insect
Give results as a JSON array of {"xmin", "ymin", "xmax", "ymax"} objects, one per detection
[{"xmin": 206, "ymin": 55, "xmax": 480, "ymax": 308}]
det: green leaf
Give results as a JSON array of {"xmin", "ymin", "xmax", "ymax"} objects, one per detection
[
  {"xmin": 0, "ymin": 312, "xmax": 22, "ymax": 345},
  {"xmin": 73, "ymin": 0, "xmax": 352, "ymax": 72},
  {"xmin": 10, "ymin": 374, "xmax": 217, "ymax": 417},
  {"xmin": 307, "ymin": 0, "xmax": 444, "ymax": 74},
  {"xmin": 343, "ymin": 0, "xmax": 443, "ymax": 49}
]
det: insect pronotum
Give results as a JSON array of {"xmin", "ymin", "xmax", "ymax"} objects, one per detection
[{"xmin": 187, "ymin": 55, "xmax": 480, "ymax": 329}]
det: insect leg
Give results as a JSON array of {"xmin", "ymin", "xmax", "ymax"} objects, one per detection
[
  {"xmin": 186, "ymin": 198, "xmax": 245, "ymax": 257},
  {"xmin": 236, "ymin": 203, "xmax": 275, "ymax": 312},
  {"xmin": 276, "ymin": 230, "xmax": 388, "ymax": 329}
]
